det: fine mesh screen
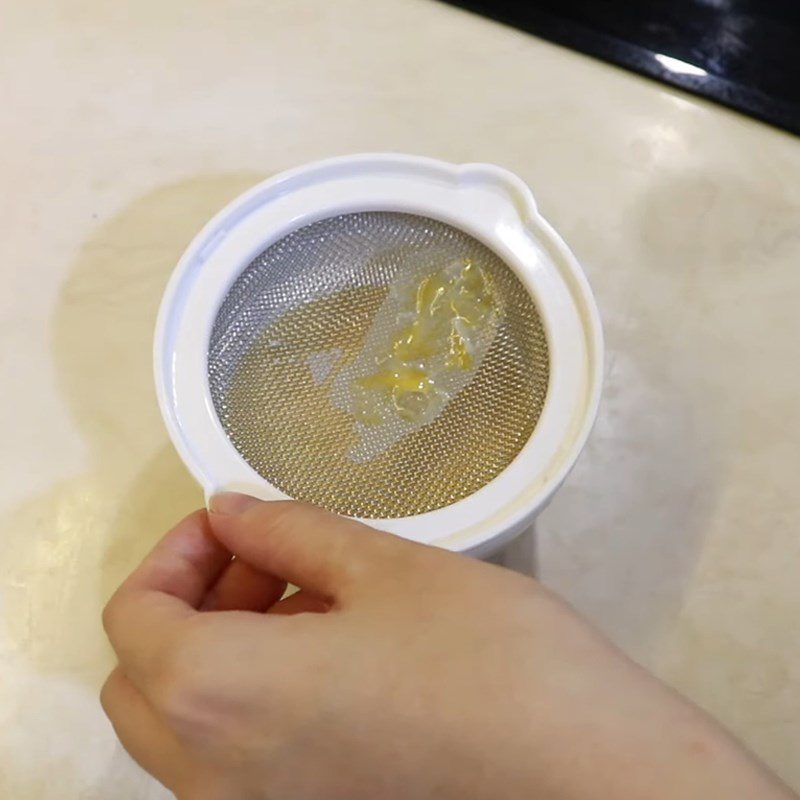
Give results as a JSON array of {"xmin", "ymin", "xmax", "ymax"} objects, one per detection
[{"xmin": 208, "ymin": 212, "xmax": 549, "ymax": 518}]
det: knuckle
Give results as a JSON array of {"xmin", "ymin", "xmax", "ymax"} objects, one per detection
[
  {"xmin": 101, "ymin": 591, "xmax": 124, "ymax": 636},
  {"xmin": 375, "ymin": 534, "xmax": 428, "ymax": 575},
  {"xmin": 267, "ymin": 500, "xmax": 312, "ymax": 535},
  {"xmin": 151, "ymin": 641, "xmax": 201, "ymax": 720},
  {"xmin": 149, "ymin": 622, "xmax": 218, "ymax": 730},
  {"xmin": 99, "ymin": 674, "xmax": 116, "ymax": 716},
  {"xmin": 335, "ymin": 539, "xmax": 370, "ymax": 585},
  {"xmin": 176, "ymin": 782, "xmax": 233, "ymax": 800}
]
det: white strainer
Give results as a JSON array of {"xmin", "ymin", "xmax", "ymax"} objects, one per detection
[{"xmin": 154, "ymin": 154, "xmax": 602, "ymax": 556}]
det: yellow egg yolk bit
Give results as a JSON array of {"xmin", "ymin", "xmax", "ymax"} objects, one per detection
[{"xmin": 353, "ymin": 259, "xmax": 497, "ymax": 427}]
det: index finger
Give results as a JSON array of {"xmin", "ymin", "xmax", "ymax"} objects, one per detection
[{"xmin": 102, "ymin": 510, "xmax": 231, "ymax": 692}]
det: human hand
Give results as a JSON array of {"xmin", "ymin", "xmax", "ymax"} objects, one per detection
[{"xmin": 102, "ymin": 495, "xmax": 795, "ymax": 800}]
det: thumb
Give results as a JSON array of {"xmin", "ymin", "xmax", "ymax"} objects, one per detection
[{"xmin": 207, "ymin": 494, "xmax": 389, "ymax": 600}]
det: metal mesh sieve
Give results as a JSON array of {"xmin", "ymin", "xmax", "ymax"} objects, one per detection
[{"xmin": 208, "ymin": 211, "xmax": 549, "ymax": 518}]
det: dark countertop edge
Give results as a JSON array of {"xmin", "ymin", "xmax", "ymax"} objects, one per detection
[{"xmin": 438, "ymin": 0, "xmax": 800, "ymax": 138}]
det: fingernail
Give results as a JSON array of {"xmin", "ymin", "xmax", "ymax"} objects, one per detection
[{"xmin": 209, "ymin": 492, "xmax": 263, "ymax": 516}]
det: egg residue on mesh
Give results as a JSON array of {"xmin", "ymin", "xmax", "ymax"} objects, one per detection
[{"xmin": 332, "ymin": 259, "xmax": 502, "ymax": 463}]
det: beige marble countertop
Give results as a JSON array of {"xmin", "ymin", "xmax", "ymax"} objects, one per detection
[{"xmin": 2, "ymin": 0, "xmax": 799, "ymax": 796}]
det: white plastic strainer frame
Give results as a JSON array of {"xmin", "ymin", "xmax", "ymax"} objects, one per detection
[{"xmin": 154, "ymin": 153, "xmax": 603, "ymax": 557}]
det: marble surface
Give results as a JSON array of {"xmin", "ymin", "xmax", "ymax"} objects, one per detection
[{"xmin": 1, "ymin": 0, "xmax": 799, "ymax": 796}]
